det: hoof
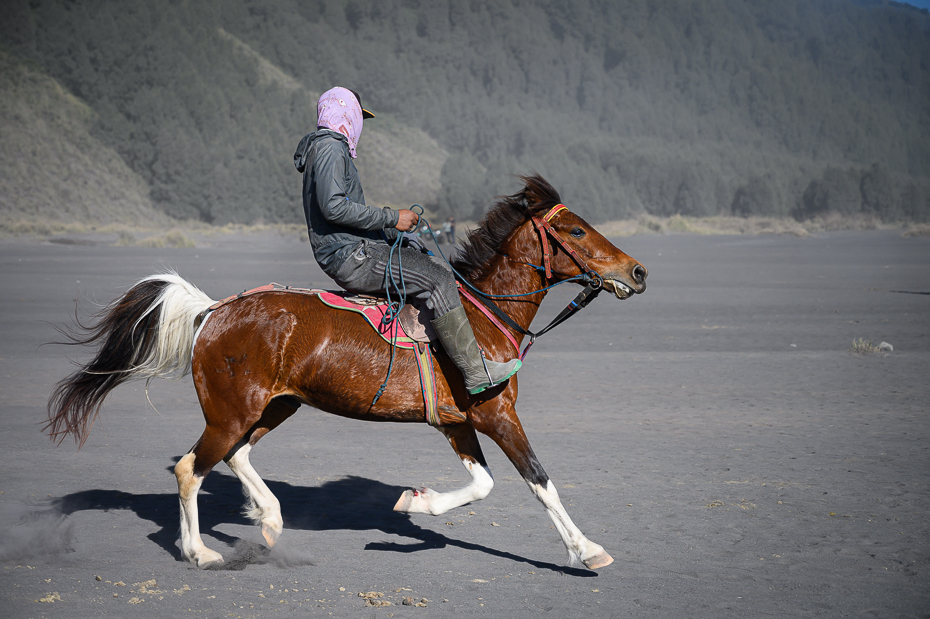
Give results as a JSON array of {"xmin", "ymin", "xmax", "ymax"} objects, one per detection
[
  {"xmin": 194, "ymin": 549, "xmax": 225, "ymax": 569},
  {"xmin": 199, "ymin": 558, "xmax": 226, "ymax": 570},
  {"xmin": 393, "ymin": 488, "xmax": 434, "ymax": 514},
  {"xmin": 262, "ymin": 522, "xmax": 281, "ymax": 547},
  {"xmin": 393, "ymin": 489, "xmax": 415, "ymax": 512},
  {"xmin": 583, "ymin": 550, "xmax": 614, "ymax": 570}
]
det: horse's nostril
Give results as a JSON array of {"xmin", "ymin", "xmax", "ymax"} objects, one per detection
[{"xmin": 632, "ymin": 265, "xmax": 646, "ymax": 284}]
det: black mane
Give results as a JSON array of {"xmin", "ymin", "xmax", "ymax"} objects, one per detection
[{"xmin": 451, "ymin": 174, "xmax": 563, "ymax": 281}]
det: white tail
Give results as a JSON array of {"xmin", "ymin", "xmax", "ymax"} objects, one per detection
[
  {"xmin": 130, "ymin": 272, "xmax": 215, "ymax": 379},
  {"xmin": 47, "ymin": 271, "xmax": 216, "ymax": 447}
]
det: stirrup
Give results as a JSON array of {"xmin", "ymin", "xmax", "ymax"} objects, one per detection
[
  {"xmin": 480, "ymin": 350, "xmax": 494, "ymax": 385},
  {"xmin": 467, "ymin": 351, "xmax": 522, "ymax": 394}
]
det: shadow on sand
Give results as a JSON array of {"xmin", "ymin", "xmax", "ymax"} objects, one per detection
[{"xmin": 40, "ymin": 465, "xmax": 592, "ymax": 576}]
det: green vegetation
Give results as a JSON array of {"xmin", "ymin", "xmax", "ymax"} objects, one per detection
[{"xmin": 1, "ymin": 0, "xmax": 928, "ymax": 226}]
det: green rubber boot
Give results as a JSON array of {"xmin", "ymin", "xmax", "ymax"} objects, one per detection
[{"xmin": 431, "ymin": 306, "xmax": 522, "ymax": 394}]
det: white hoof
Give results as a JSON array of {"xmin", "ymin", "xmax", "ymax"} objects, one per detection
[
  {"xmin": 393, "ymin": 487, "xmax": 438, "ymax": 514},
  {"xmin": 193, "ymin": 547, "xmax": 225, "ymax": 569},
  {"xmin": 581, "ymin": 543, "xmax": 613, "ymax": 570}
]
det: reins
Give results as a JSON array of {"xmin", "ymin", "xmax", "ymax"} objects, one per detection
[{"xmin": 371, "ymin": 211, "xmax": 420, "ymax": 406}]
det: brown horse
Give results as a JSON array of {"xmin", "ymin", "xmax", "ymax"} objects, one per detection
[{"xmin": 46, "ymin": 174, "xmax": 647, "ymax": 570}]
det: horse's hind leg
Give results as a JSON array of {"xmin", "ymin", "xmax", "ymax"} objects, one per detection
[
  {"xmin": 223, "ymin": 398, "xmax": 298, "ymax": 547},
  {"xmin": 175, "ymin": 451, "xmax": 221, "ymax": 567},
  {"xmin": 394, "ymin": 424, "xmax": 494, "ymax": 515},
  {"xmin": 175, "ymin": 420, "xmax": 247, "ymax": 568}
]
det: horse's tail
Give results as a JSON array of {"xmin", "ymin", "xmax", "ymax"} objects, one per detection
[{"xmin": 46, "ymin": 272, "xmax": 215, "ymax": 448}]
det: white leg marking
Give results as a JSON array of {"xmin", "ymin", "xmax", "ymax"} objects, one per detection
[
  {"xmin": 395, "ymin": 457, "xmax": 495, "ymax": 515},
  {"xmin": 225, "ymin": 443, "xmax": 283, "ymax": 547},
  {"xmin": 394, "ymin": 427, "xmax": 494, "ymax": 515},
  {"xmin": 175, "ymin": 452, "xmax": 224, "ymax": 568},
  {"xmin": 528, "ymin": 480, "xmax": 613, "ymax": 569}
]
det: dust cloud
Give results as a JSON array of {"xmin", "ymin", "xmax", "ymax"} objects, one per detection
[{"xmin": 0, "ymin": 501, "xmax": 75, "ymax": 563}]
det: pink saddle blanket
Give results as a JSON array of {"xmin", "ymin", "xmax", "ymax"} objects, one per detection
[{"xmin": 316, "ymin": 290, "xmax": 435, "ymax": 348}]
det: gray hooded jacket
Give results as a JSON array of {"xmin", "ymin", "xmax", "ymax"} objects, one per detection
[{"xmin": 294, "ymin": 129, "xmax": 399, "ymax": 276}]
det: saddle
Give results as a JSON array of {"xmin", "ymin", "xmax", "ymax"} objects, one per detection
[{"xmin": 316, "ymin": 290, "xmax": 437, "ymax": 348}]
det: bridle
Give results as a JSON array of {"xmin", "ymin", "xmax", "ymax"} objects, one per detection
[
  {"xmin": 456, "ymin": 203, "xmax": 605, "ymax": 360},
  {"xmin": 531, "ymin": 204, "xmax": 603, "ymax": 287}
]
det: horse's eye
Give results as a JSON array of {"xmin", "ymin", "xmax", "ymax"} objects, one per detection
[{"xmin": 570, "ymin": 227, "xmax": 585, "ymax": 238}]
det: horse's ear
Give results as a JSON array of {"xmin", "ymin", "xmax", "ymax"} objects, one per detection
[{"xmin": 519, "ymin": 173, "xmax": 561, "ymax": 210}]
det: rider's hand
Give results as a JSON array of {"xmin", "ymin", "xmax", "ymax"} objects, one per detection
[{"xmin": 395, "ymin": 209, "xmax": 420, "ymax": 232}]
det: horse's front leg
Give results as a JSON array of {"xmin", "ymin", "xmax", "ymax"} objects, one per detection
[
  {"xmin": 394, "ymin": 424, "xmax": 494, "ymax": 515},
  {"xmin": 474, "ymin": 405, "xmax": 613, "ymax": 570}
]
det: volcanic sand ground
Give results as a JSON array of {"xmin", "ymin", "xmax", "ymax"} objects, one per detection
[{"xmin": 0, "ymin": 230, "xmax": 927, "ymax": 618}]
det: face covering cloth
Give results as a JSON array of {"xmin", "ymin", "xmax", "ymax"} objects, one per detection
[{"xmin": 317, "ymin": 86, "xmax": 364, "ymax": 159}]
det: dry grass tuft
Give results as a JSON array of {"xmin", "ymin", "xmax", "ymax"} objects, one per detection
[
  {"xmin": 591, "ymin": 212, "xmax": 915, "ymax": 238},
  {"xmin": 803, "ymin": 212, "xmax": 881, "ymax": 232},
  {"xmin": 902, "ymin": 223, "xmax": 930, "ymax": 238},
  {"xmin": 133, "ymin": 230, "xmax": 196, "ymax": 248},
  {"xmin": 850, "ymin": 338, "xmax": 879, "ymax": 354},
  {"xmin": 596, "ymin": 214, "xmax": 812, "ymax": 237}
]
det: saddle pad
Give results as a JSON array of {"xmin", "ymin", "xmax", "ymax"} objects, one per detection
[{"xmin": 317, "ymin": 291, "xmax": 421, "ymax": 349}]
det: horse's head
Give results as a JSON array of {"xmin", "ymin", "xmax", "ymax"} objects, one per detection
[
  {"xmin": 522, "ymin": 204, "xmax": 647, "ymax": 299},
  {"xmin": 462, "ymin": 174, "xmax": 646, "ymax": 300}
]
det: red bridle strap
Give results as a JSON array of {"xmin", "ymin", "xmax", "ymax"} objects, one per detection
[
  {"xmin": 530, "ymin": 204, "xmax": 599, "ymax": 284},
  {"xmin": 543, "ymin": 204, "xmax": 568, "ymax": 221},
  {"xmin": 533, "ymin": 203, "xmax": 567, "ymax": 278}
]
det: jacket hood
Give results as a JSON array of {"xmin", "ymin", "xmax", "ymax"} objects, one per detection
[{"xmin": 293, "ymin": 129, "xmax": 347, "ymax": 173}]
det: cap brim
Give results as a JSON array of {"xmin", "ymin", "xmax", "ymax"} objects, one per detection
[{"xmin": 362, "ymin": 108, "xmax": 375, "ymax": 119}]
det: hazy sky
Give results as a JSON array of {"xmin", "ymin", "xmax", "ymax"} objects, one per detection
[{"xmin": 900, "ymin": 0, "xmax": 930, "ymax": 9}]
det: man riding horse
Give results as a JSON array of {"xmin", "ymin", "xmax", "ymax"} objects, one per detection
[{"xmin": 293, "ymin": 87, "xmax": 522, "ymax": 394}]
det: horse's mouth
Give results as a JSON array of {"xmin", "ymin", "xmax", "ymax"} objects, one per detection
[{"xmin": 603, "ymin": 278, "xmax": 635, "ymax": 300}]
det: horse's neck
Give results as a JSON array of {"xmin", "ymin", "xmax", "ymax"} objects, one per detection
[{"xmin": 469, "ymin": 255, "xmax": 547, "ymax": 340}]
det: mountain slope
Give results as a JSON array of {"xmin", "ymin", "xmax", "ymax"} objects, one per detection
[
  {"xmin": 216, "ymin": 27, "xmax": 449, "ymax": 216},
  {"xmin": 0, "ymin": 50, "xmax": 165, "ymax": 226},
  {"xmin": 1, "ymin": 0, "xmax": 927, "ymax": 224}
]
